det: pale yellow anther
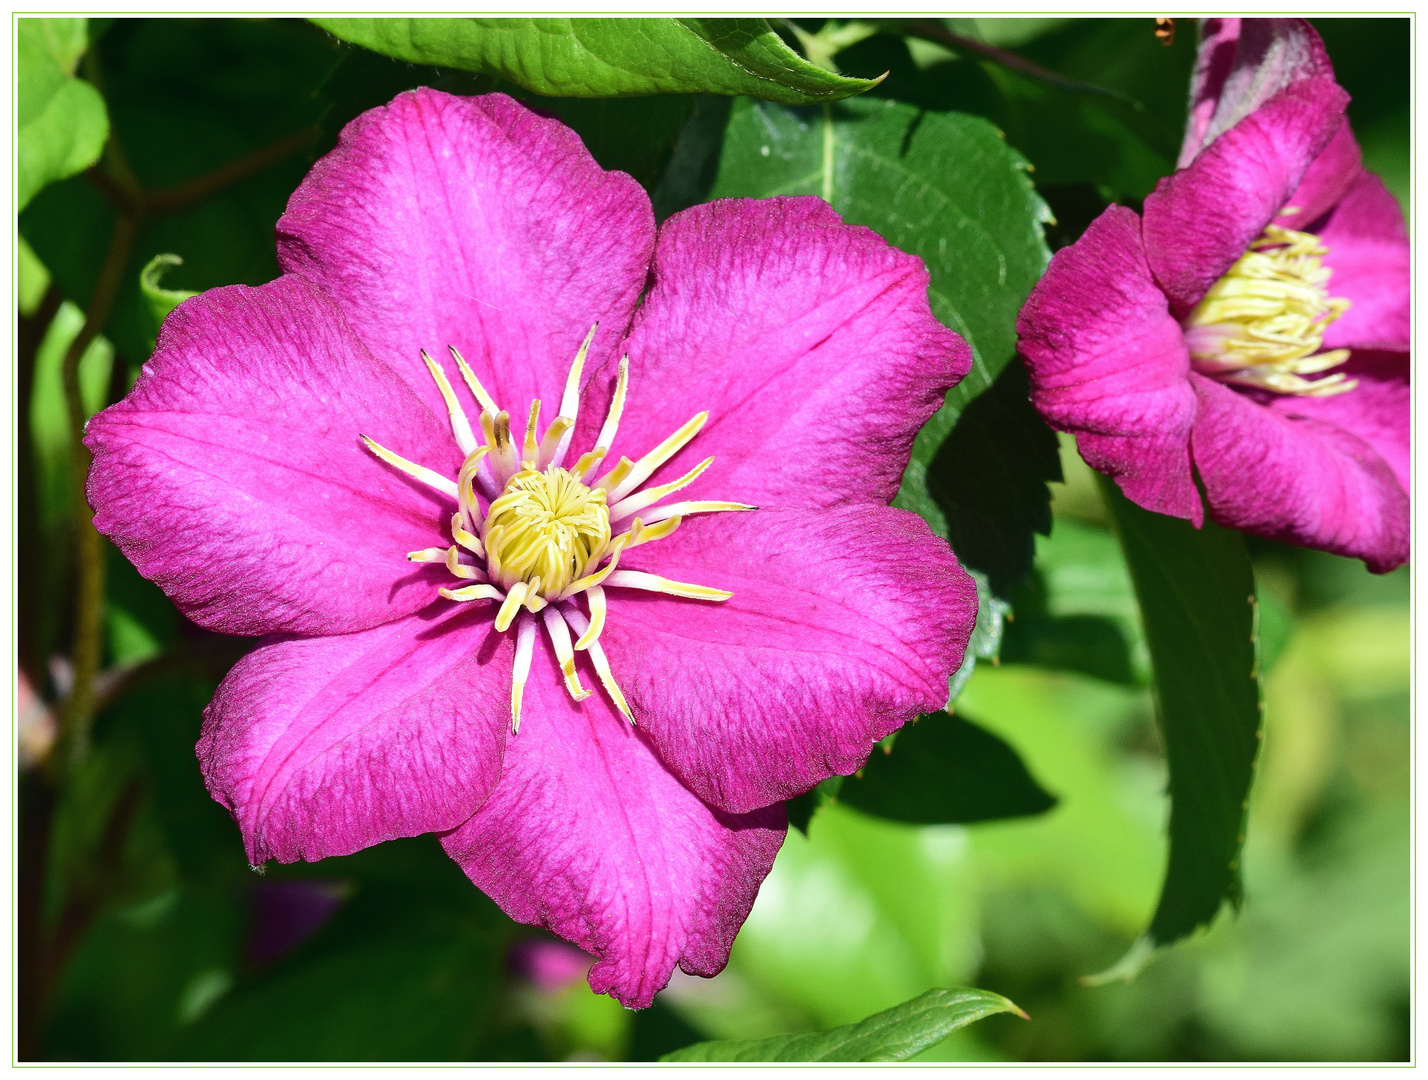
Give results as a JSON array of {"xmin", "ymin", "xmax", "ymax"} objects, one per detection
[
  {"xmin": 571, "ymin": 447, "xmax": 608, "ymax": 481},
  {"xmin": 522, "ymin": 399, "xmax": 542, "ymax": 466},
  {"xmin": 439, "ymin": 582, "xmax": 504, "ymax": 603},
  {"xmin": 538, "ymin": 416, "xmax": 574, "ymax": 466},
  {"xmin": 592, "ymin": 355, "xmax": 629, "ymax": 460},
  {"xmin": 623, "ymin": 516, "xmax": 683, "ymax": 550},
  {"xmin": 609, "ymin": 457, "xmax": 713, "ymax": 521},
  {"xmin": 445, "ymin": 546, "xmax": 482, "ymax": 580},
  {"xmin": 560, "ymin": 324, "xmax": 599, "ymax": 422},
  {"xmin": 407, "ymin": 547, "xmax": 447, "ymax": 563},
  {"xmin": 637, "ymin": 500, "xmax": 756, "ymax": 526},
  {"xmin": 449, "ymin": 345, "xmax": 499, "ymax": 415},
  {"xmin": 1185, "ymin": 223, "xmax": 1356, "ymax": 397},
  {"xmin": 606, "ymin": 569, "xmax": 732, "ymax": 601},
  {"xmin": 422, "ymin": 350, "xmax": 478, "ymax": 454},
  {"xmin": 451, "ymin": 514, "xmax": 484, "ymax": 556},
  {"xmin": 495, "ymin": 582, "xmax": 529, "ymax": 632},
  {"xmin": 543, "ymin": 607, "xmax": 592, "ymax": 700},
  {"xmin": 361, "ymin": 436, "xmax": 459, "ymax": 499},
  {"xmin": 510, "ymin": 615, "xmax": 537, "ymax": 732},
  {"xmin": 562, "ymin": 606, "xmax": 633, "ymax": 722},
  {"xmin": 574, "ymin": 585, "xmax": 607, "ymax": 650},
  {"xmin": 602, "ymin": 411, "xmax": 709, "ymax": 503}
]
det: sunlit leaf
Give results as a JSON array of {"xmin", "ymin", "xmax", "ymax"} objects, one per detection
[
  {"xmin": 662, "ymin": 986, "xmax": 1023, "ymax": 1061},
  {"xmin": 18, "ymin": 18, "xmax": 110, "ymax": 210},
  {"xmin": 311, "ymin": 18, "xmax": 878, "ymax": 103}
]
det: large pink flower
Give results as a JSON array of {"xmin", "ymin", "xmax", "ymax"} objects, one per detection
[
  {"xmin": 1017, "ymin": 18, "xmax": 1409, "ymax": 571},
  {"xmin": 84, "ymin": 90, "xmax": 977, "ymax": 1006}
]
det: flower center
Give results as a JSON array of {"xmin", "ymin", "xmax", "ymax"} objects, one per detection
[
  {"xmin": 1182, "ymin": 224, "xmax": 1355, "ymax": 397},
  {"xmin": 485, "ymin": 466, "xmax": 612, "ymax": 596},
  {"xmin": 360, "ymin": 325, "xmax": 754, "ymax": 732}
]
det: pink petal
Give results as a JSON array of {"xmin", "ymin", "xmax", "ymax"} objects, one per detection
[
  {"xmin": 580, "ymin": 196, "xmax": 969, "ymax": 511},
  {"xmin": 277, "ymin": 89, "xmax": 655, "ymax": 420},
  {"xmin": 1277, "ymin": 121, "xmax": 1361, "ymax": 231},
  {"xmin": 1319, "ymin": 171, "xmax": 1410, "ymax": 353},
  {"xmin": 1180, "ymin": 18, "xmax": 1335, "ymax": 168},
  {"xmin": 1016, "ymin": 206, "xmax": 1202, "ymax": 524},
  {"xmin": 1267, "ymin": 350, "xmax": 1410, "ymax": 496},
  {"xmin": 1144, "ymin": 77, "xmax": 1349, "ymax": 317},
  {"xmin": 599, "ymin": 506, "xmax": 977, "ymax": 814},
  {"xmin": 85, "ymin": 277, "xmax": 458, "ymax": 637},
  {"xmin": 1190, "ymin": 374, "xmax": 1409, "ymax": 572},
  {"xmin": 440, "ymin": 650, "xmax": 784, "ymax": 1010},
  {"xmin": 200, "ymin": 603, "xmax": 511, "ymax": 865}
]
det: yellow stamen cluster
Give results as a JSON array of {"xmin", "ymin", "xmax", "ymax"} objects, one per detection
[
  {"xmin": 1184, "ymin": 224, "xmax": 1355, "ymax": 397},
  {"xmin": 361, "ymin": 325, "xmax": 754, "ymax": 732},
  {"xmin": 485, "ymin": 467, "xmax": 612, "ymax": 596}
]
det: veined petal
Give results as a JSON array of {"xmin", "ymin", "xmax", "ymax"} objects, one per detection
[
  {"xmin": 199, "ymin": 603, "xmax": 510, "ymax": 866},
  {"xmin": 1016, "ymin": 206, "xmax": 1202, "ymax": 524},
  {"xmin": 579, "ymin": 197, "xmax": 970, "ymax": 511},
  {"xmin": 276, "ymin": 89, "xmax": 654, "ymax": 418},
  {"xmin": 1317, "ymin": 170, "xmax": 1410, "ymax": 353},
  {"xmin": 440, "ymin": 651, "xmax": 785, "ymax": 1010},
  {"xmin": 600, "ymin": 507, "xmax": 977, "ymax": 814},
  {"xmin": 84, "ymin": 276, "xmax": 458, "ymax": 637},
  {"xmin": 1190, "ymin": 372, "xmax": 1409, "ymax": 573},
  {"xmin": 1144, "ymin": 76, "xmax": 1350, "ymax": 317}
]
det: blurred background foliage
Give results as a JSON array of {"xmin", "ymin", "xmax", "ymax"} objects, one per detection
[{"xmin": 17, "ymin": 16, "xmax": 1408, "ymax": 1062}]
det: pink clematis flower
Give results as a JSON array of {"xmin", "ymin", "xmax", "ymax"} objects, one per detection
[
  {"xmin": 1017, "ymin": 18, "xmax": 1409, "ymax": 571},
  {"xmin": 84, "ymin": 90, "xmax": 977, "ymax": 1006}
]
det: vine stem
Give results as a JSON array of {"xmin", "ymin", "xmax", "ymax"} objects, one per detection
[{"xmin": 49, "ymin": 214, "xmax": 139, "ymax": 779}]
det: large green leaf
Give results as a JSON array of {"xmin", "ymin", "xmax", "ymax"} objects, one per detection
[
  {"xmin": 838, "ymin": 710, "xmax": 1056, "ymax": 825},
  {"xmin": 311, "ymin": 18, "xmax": 877, "ymax": 103},
  {"xmin": 17, "ymin": 18, "xmax": 110, "ymax": 211},
  {"xmin": 709, "ymin": 96, "xmax": 1052, "ymax": 559},
  {"xmin": 662, "ymin": 987, "xmax": 1022, "ymax": 1062},
  {"xmin": 1099, "ymin": 476, "xmax": 1262, "ymax": 949}
]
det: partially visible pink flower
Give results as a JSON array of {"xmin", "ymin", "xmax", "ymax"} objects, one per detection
[
  {"xmin": 509, "ymin": 939, "xmax": 595, "ymax": 995},
  {"xmin": 1017, "ymin": 18, "xmax": 1409, "ymax": 571},
  {"xmin": 84, "ymin": 91, "xmax": 977, "ymax": 1006}
]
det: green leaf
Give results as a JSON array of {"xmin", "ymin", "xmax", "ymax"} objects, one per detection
[
  {"xmin": 310, "ymin": 18, "xmax": 878, "ymax": 103},
  {"xmin": 661, "ymin": 986, "xmax": 1023, "ymax": 1061},
  {"xmin": 838, "ymin": 710, "xmax": 1056, "ymax": 826},
  {"xmin": 18, "ymin": 18, "xmax": 110, "ymax": 210},
  {"xmin": 924, "ymin": 361, "xmax": 1061, "ymax": 598},
  {"xmin": 708, "ymin": 96, "xmax": 1052, "ymax": 543},
  {"xmin": 1099, "ymin": 476, "xmax": 1263, "ymax": 947}
]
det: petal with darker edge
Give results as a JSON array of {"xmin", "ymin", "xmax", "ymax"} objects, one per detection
[
  {"xmin": 278, "ymin": 89, "xmax": 655, "ymax": 420},
  {"xmin": 85, "ymin": 276, "xmax": 457, "ymax": 637},
  {"xmin": 1144, "ymin": 77, "xmax": 1349, "ymax": 317},
  {"xmin": 1016, "ymin": 205, "xmax": 1202, "ymax": 524},
  {"xmin": 580, "ymin": 196, "xmax": 969, "ymax": 511},
  {"xmin": 440, "ymin": 650, "xmax": 785, "ymax": 1010},
  {"xmin": 599, "ymin": 505, "xmax": 976, "ymax": 814},
  {"xmin": 200, "ymin": 602, "xmax": 510, "ymax": 866},
  {"xmin": 1190, "ymin": 373, "xmax": 1409, "ymax": 573}
]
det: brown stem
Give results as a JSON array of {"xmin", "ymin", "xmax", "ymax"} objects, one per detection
[
  {"xmin": 50, "ymin": 214, "xmax": 139, "ymax": 780},
  {"xmin": 147, "ymin": 125, "xmax": 317, "ymax": 213},
  {"xmin": 900, "ymin": 19, "xmax": 1145, "ymax": 105}
]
